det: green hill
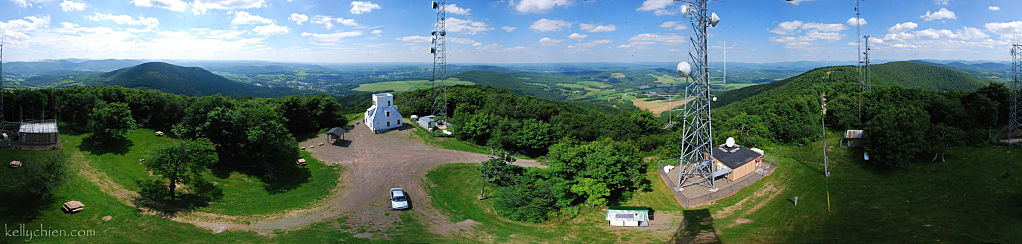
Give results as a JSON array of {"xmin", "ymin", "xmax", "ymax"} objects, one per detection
[{"xmin": 89, "ymin": 62, "xmax": 298, "ymax": 97}]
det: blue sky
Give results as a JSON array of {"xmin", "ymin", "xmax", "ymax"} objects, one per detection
[{"xmin": 0, "ymin": 0, "xmax": 1020, "ymax": 63}]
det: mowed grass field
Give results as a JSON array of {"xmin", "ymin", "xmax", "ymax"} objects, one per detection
[
  {"xmin": 631, "ymin": 97, "xmax": 692, "ymax": 116},
  {"xmin": 423, "ymin": 131, "xmax": 1022, "ymax": 243},
  {"xmin": 352, "ymin": 78, "xmax": 475, "ymax": 92},
  {"xmin": 62, "ymin": 129, "xmax": 343, "ymax": 216}
]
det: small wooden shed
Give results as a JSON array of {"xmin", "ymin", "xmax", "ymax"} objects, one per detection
[
  {"xmin": 606, "ymin": 207, "xmax": 650, "ymax": 227},
  {"xmin": 17, "ymin": 122, "xmax": 60, "ymax": 150},
  {"xmin": 842, "ymin": 130, "xmax": 864, "ymax": 148},
  {"xmin": 711, "ymin": 139, "xmax": 764, "ymax": 182}
]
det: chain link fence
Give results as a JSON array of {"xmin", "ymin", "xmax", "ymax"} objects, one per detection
[{"xmin": 658, "ymin": 155, "xmax": 778, "ymax": 207}]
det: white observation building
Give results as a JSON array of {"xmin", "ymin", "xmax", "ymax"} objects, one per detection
[{"xmin": 364, "ymin": 93, "xmax": 402, "ymax": 133}]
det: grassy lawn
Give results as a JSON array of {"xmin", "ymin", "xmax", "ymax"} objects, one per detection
[
  {"xmin": 352, "ymin": 78, "xmax": 475, "ymax": 92},
  {"xmin": 62, "ymin": 129, "xmax": 343, "ymax": 216},
  {"xmin": 409, "ymin": 124, "xmax": 489, "ymax": 155},
  {"xmin": 704, "ymin": 131, "xmax": 1022, "ymax": 243},
  {"xmin": 424, "ymin": 163, "xmax": 674, "ymax": 243}
]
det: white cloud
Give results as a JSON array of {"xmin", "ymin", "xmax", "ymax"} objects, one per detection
[
  {"xmin": 985, "ymin": 21, "xmax": 1022, "ymax": 37},
  {"xmin": 786, "ymin": 0, "xmax": 813, "ymax": 5},
  {"xmin": 539, "ymin": 37, "xmax": 562, "ymax": 46},
  {"xmin": 231, "ymin": 11, "xmax": 272, "ymax": 25},
  {"xmin": 888, "ymin": 22, "xmax": 918, "ymax": 33},
  {"xmin": 289, "ymin": 13, "xmax": 309, "ymax": 25},
  {"xmin": 513, "ymin": 0, "xmax": 571, "ymax": 14},
  {"xmin": 60, "ymin": 0, "xmax": 85, "ymax": 12},
  {"xmin": 371, "ymin": 29, "xmax": 382, "ymax": 36},
  {"xmin": 617, "ymin": 33, "xmax": 684, "ymax": 49},
  {"xmin": 955, "ymin": 27, "xmax": 988, "ymax": 40},
  {"xmin": 636, "ymin": 0, "xmax": 677, "ymax": 16},
  {"xmin": 660, "ymin": 21, "xmax": 686, "ymax": 31},
  {"xmin": 988, "ymin": 6, "xmax": 1000, "ymax": 11},
  {"xmin": 8, "ymin": 0, "xmax": 50, "ymax": 8},
  {"xmin": 87, "ymin": 13, "xmax": 159, "ymax": 30},
  {"xmin": 301, "ymin": 31, "xmax": 363, "ymax": 44},
  {"xmin": 0, "ymin": 15, "xmax": 50, "ymax": 44},
  {"xmin": 921, "ymin": 8, "xmax": 956, "ymax": 21},
  {"xmin": 131, "ymin": 0, "xmax": 187, "ymax": 12},
  {"xmin": 501, "ymin": 26, "xmax": 517, "ymax": 32},
  {"xmin": 311, "ymin": 15, "xmax": 357, "ymax": 30},
  {"xmin": 446, "ymin": 17, "xmax": 492, "ymax": 35},
  {"xmin": 567, "ymin": 39, "xmax": 610, "ymax": 49},
  {"xmin": 579, "ymin": 23, "xmax": 616, "ymax": 32},
  {"xmin": 846, "ymin": 17, "xmax": 866, "ymax": 26},
  {"xmin": 252, "ymin": 24, "xmax": 288, "ymax": 36},
  {"xmin": 770, "ymin": 20, "xmax": 802, "ymax": 35},
  {"xmin": 568, "ymin": 32, "xmax": 586, "ymax": 41},
  {"xmin": 935, "ymin": 0, "xmax": 950, "ymax": 6},
  {"xmin": 530, "ymin": 18, "xmax": 571, "ymax": 32},
  {"xmin": 350, "ymin": 1, "xmax": 381, "ymax": 14},
  {"xmin": 801, "ymin": 22, "xmax": 846, "ymax": 32},
  {"xmin": 396, "ymin": 35, "xmax": 429, "ymax": 43},
  {"xmin": 192, "ymin": 0, "xmax": 265, "ymax": 15},
  {"xmin": 445, "ymin": 4, "xmax": 470, "ymax": 15},
  {"xmin": 448, "ymin": 37, "xmax": 476, "ymax": 45}
]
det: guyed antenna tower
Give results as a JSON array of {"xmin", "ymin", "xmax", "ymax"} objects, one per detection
[{"xmin": 430, "ymin": 0, "xmax": 449, "ymax": 123}]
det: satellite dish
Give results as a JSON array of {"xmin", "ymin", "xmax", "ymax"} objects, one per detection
[
  {"xmin": 676, "ymin": 61, "xmax": 691, "ymax": 77},
  {"xmin": 725, "ymin": 137, "xmax": 735, "ymax": 148},
  {"xmin": 712, "ymin": 96, "xmax": 717, "ymax": 101},
  {"xmin": 680, "ymin": 4, "xmax": 690, "ymax": 16},
  {"xmin": 710, "ymin": 13, "xmax": 721, "ymax": 27}
]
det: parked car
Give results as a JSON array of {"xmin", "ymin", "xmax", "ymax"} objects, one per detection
[{"xmin": 390, "ymin": 188, "xmax": 409, "ymax": 210}]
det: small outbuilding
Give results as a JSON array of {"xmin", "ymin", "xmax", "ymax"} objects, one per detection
[
  {"xmin": 364, "ymin": 93, "xmax": 403, "ymax": 133},
  {"xmin": 711, "ymin": 137, "xmax": 765, "ymax": 182},
  {"xmin": 417, "ymin": 115, "xmax": 436, "ymax": 131},
  {"xmin": 17, "ymin": 122, "xmax": 60, "ymax": 150},
  {"xmin": 606, "ymin": 207, "xmax": 650, "ymax": 227},
  {"xmin": 296, "ymin": 158, "xmax": 307, "ymax": 166},
  {"xmin": 842, "ymin": 130, "xmax": 864, "ymax": 148}
]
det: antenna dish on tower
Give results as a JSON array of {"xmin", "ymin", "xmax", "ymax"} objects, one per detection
[
  {"xmin": 710, "ymin": 13, "xmax": 720, "ymax": 27},
  {"xmin": 680, "ymin": 4, "xmax": 690, "ymax": 16},
  {"xmin": 677, "ymin": 61, "xmax": 691, "ymax": 77}
]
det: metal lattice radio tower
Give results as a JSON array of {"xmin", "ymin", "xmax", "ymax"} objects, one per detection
[
  {"xmin": 863, "ymin": 35, "xmax": 872, "ymax": 93},
  {"xmin": 430, "ymin": 0, "xmax": 449, "ymax": 122},
  {"xmin": 1004, "ymin": 43, "xmax": 1022, "ymax": 140},
  {"xmin": 674, "ymin": 0, "xmax": 720, "ymax": 191},
  {"xmin": 1, "ymin": 36, "xmax": 5, "ymax": 124}
]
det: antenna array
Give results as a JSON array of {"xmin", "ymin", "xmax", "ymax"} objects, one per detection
[
  {"xmin": 1003, "ymin": 43, "xmax": 1022, "ymax": 140},
  {"xmin": 675, "ymin": 0, "xmax": 719, "ymax": 191},
  {"xmin": 430, "ymin": 0, "xmax": 449, "ymax": 122}
]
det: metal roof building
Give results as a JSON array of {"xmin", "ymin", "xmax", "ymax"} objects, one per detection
[{"xmin": 17, "ymin": 122, "xmax": 60, "ymax": 149}]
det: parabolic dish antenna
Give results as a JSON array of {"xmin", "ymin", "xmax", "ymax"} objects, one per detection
[
  {"xmin": 677, "ymin": 61, "xmax": 691, "ymax": 77},
  {"xmin": 725, "ymin": 137, "xmax": 735, "ymax": 148},
  {"xmin": 680, "ymin": 4, "xmax": 690, "ymax": 16},
  {"xmin": 710, "ymin": 13, "xmax": 721, "ymax": 27}
]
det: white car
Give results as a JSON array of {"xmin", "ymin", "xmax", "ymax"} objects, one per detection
[{"xmin": 390, "ymin": 188, "xmax": 409, "ymax": 210}]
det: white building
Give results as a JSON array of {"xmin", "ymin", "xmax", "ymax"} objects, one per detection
[{"xmin": 364, "ymin": 93, "xmax": 403, "ymax": 133}]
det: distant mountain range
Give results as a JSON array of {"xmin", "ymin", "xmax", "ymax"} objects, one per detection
[{"xmin": 91, "ymin": 62, "xmax": 299, "ymax": 97}]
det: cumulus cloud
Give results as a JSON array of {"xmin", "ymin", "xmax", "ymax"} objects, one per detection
[
  {"xmin": 445, "ymin": 4, "xmax": 470, "ymax": 15},
  {"xmin": 636, "ymin": 0, "xmax": 677, "ymax": 16},
  {"xmin": 539, "ymin": 37, "xmax": 562, "ymax": 46},
  {"xmin": 350, "ymin": 1, "xmax": 381, "ymax": 14},
  {"xmin": 769, "ymin": 20, "xmax": 802, "ymax": 35},
  {"xmin": 921, "ymin": 8, "xmax": 956, "ymax": 21},
  {"xmin": 302, "ymin": 31, "xmax": 362, "ymax": 44},
  {"xmin": 786, "ymin": 0, "xmax": 813, "ymax": 5},
  {"xmin": 289, "ymin": 13, "xmax": 308, "ymax": 25},
  {"xmin": 512, "ymin": 0, "xmax": 571, "ymax": 14},
  {"xmin": 984, "ymin": 21, "xmax": 1022, "ymax": 37},
  {"xmin": 371, "ymin": 29, "xmax": 382, "ymax": 36},
  {"xmin": 568, "ymin": 32, "xmax": 587, "ymax": 41},
  {"xmin": 801, "ymin": 22, "xmax": 846, "ymax": 32},
  {"xmin": 568, "ymin": 39, "xmax": 610, "ymax": 49},
  {"xmin": 311, "ymin": 15, "xmax": 357, "ymax": 30},
  {"xmin": 988, "ymin": 6, "xmax": 999, "ymax": 11},
  {"xmin": 396, "ymin": 35, "xmax": 429, "ymax": 43},
  {"xmin": 617, "ymin": 33, "xmax": 684, "ymax": 49},
  {"xmin": 231, "ymin": 11, "xmax": 272, "ymax": 25},
  {"xmin": 446, "ymin": 17, "xmax": 492, "ymax": 35},
  {"xmin": 88, "ymin": 13, "xmax": 159, "ymax": 30},
  {"xmin": 0, "ymin": 15, "xmax": 50, "ymax": 44},
  {"xmin": 530, "ymin": 18, "xmax": 571, "ymax": 32},
  {"xmin": 60, "ymin": 0, "xmax": 85, "ymax": 12},
  {"xmin": 660, "ymin": 21, "xmax": 686, "ymax": 31},
  {"xmin": 252, "ymin": 24, "xmax": 288, "ymax": 36},
  {"xmin": 888, "ymin": 22, "xmax": 918, "ymax": 33},
  {"xmin": 192, "ymin": 0, "xmax": 265, "ymax": 15},
  {"xmin": 501, "ymin": 26, "xmax": 517, "ymax": 32},
  {"xmin": 8, "ymin": 0, "xmax": 50, "ymax": 8},
  {"xmin": 131, "ymin": 0, "xmax": 187, "ymax": 12},
  {"xmin": 579, "ymin": 23, "xmax": 616, "ymax": 32},
  {"xmin": 846, "ymin": 17, "xmax": 866, "ymax": 26}
]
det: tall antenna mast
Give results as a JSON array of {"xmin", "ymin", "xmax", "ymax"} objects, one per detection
[
  {"xmin": 864, "ymin": 35, "xmax": 871, "ymax": 93},
  {"xmin": 1002, "ymin": 43, "xmax": 1022, "ymax": 142},
  {"xmin": 430, "ymin": 0, "xmax": 449, "ymax": 123},
  {"xmin": 674, "ymin": 0, "xmax": 721, "ymax": 191},
  {"xmin": 855, "ymin": 0, "xmax": 863, "ymax": 123},
  {"xmin": 1, "ymin": 34, "xmax": 5, "ymax": 124}
]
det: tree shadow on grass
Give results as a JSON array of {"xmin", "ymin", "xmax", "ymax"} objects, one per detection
[
  {"xmin": 133, "ymin": 179, "xmax": 222, "ymax": 216},
  {"xmin": 258, "ymin": 161, "xmax": 312, "ymax": 194},
  {"xmin": 78, "ymin": 135, "xmax": 132, "ymax": 155},
  {"xmin": 670, "ymin": 209, "xmax": 721, "ymax": 244}
]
